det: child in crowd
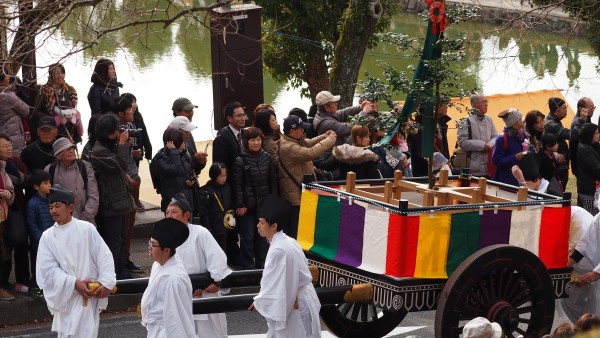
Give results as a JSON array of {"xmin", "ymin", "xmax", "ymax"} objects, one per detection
[
  {"xmin": 203, "ymin": 163, "xmax": 233, "ymax": 251},
  {"xmin": 537, "ymin": 133, "xmax": 563, "ymax": 193},
  {"xmin": 397, "ymin": 132, "xmax": 412, "ymax": 177},
  {"xmin": 25, "ymin": 170, "xmax": 53, "ymax": 297}
]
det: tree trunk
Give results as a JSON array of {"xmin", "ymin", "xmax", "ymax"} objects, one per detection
[
  {"xmin": 330, "ymin": 0, "xmax": 383, "ymax": 108},
  {"xmin": 304, "ymin": 54, "xmax": 331, "ymax": 103},
  {"xmin": 0, "ymin": 4, "xmax": 7, "ymax": 60}
]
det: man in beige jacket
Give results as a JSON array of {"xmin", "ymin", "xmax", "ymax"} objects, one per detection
[{"xmin": 278, "ymin": 115, "xmax": 336, "ymax": 239}]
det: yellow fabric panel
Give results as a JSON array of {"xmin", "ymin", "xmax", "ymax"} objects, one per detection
[
  {"xmin": 414, "ymin": 214, "xmax": 452, "ymax": 278},
  {"xmin": 446, "ymin": 90, "xmax": 575, "ymax": 150},
  {"xmin": 297, "ymin": 190, "xmax": 319, "ymax": 251}
]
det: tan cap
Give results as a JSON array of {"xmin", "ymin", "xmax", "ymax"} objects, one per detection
[{"xmin": 315, "ymin": 91, "xmax": 341, "ymax": 106}]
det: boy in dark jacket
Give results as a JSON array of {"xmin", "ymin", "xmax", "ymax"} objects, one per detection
[{"xmin": 26, "ymin": 170, "xmax": 53, "ymax": 296}]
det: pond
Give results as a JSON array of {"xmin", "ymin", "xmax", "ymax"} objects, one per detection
[{"xmin": 33, "ymin": 7, "xmax": 600, "ymax": 152}]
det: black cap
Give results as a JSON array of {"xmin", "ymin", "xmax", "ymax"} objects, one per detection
[
  {"xmin": 169, "ymin": 193, "xmax": 192, "ymax": 214},
  {"xmin": 49, "ymin": 184, "xmax": 75, "ymax": 205},
  {"xmin": 152, "ymin": 218, "xmax": 189, "ymax": 250},
  {"xmin": 38, "ymin": 116, "xmax": 57, "ymax": 130},
  {"xmin": 283, "ymin": 115, "xmax": 310, "ymax": 134},
  {"xmin": 257, "ymin": 194, "xmax": 292, "ymax": 230}
]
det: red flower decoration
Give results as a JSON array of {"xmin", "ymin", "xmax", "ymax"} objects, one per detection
[
  {"xmin": 425, "ymin": 0, "xmax": 434, "ymax": 5},
  {"xmin": 429, "ymin": 1, "xmax": 445, "ymax": 24},
  {"xmin": 432, "ymin": 15, "xmax": 449, "ymax": 35}
]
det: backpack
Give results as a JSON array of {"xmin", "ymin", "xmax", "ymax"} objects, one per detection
[
  {"xmin": 49, "ymin": 159, "xmax": 88, "ymax": 190},
  {"xmin": 149, "ymin": 152, "xmax": 162, "ymax": 193},
  {"xmin": 486, "ymin": 133, "xmax": 509, "ymax": 178}
]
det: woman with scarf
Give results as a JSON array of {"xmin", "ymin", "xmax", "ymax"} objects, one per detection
[
  {"xmin": 87, "ymin": 58, "xmax": 121, "ymax": 116},
  {"xmin": 38, "ymin": 63, "xmax": 83, "ymax": 143},
  {"xmin": 492, "ymin": 108, "xmax": 534, "ymax": 186}
]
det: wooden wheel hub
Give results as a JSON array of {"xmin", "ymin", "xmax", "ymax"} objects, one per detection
[{"xmin": 487, "ymin": 300, "xmax": 518, "ymax": 331}]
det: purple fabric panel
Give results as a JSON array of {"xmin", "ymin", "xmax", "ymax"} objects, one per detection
[
  {"xmin": 479, "ymin": 209, "xmax": 512, "ymax": 248},
  {"xmin": 334, "ymin": 200, "xmax": 366, "ymax": 267}
]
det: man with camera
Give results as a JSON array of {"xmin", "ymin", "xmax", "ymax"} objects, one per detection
[
  {"xmin": 89, "ymin": 113, "xmax": 136, "ymax": 280},
  {"xmin": 113, "ymin": 95, "xmax": 144, "ymax": 274}
]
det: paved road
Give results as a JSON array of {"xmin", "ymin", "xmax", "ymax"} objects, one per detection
[{"xmin": 0, "ymin": 305, "xmax": 573, "ymax": 338}]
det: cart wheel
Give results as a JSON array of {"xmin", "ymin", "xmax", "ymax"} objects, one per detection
[
  {"xmin": 435, "ymin": 244, "xmax": 555, "ymax": 338},
  {"xmin": 320, "ymin": 302, "xmax": 407, "ymax": 338}
]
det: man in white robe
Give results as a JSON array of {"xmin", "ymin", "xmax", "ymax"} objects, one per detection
[
  {"xmin": 36, "ymin": 185, "xmax": 115, "ymax": 338},
  {"xmin": 141, "ymin": 217, "xmax": 196, "ymax": 338},
  {"xmin": 167, "ymin": 193, "xmax": 231, "ymax": 337},
  {"xmin": 249, "ymin": 194, "xmax": 321, "ymax": 338},
  {"xmin": 566, "ymin": 206, "xmax": 600, "ymax": 322}
]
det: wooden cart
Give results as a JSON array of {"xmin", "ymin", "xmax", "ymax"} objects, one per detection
[{"xmin": 299, "ymin": 171, "xmax": 573, "ymax": 338}]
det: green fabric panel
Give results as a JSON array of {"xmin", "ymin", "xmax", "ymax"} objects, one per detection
[
  {"xmin": 309, "ymin": 195, "xmax": 342, "ymax": 260},
  {"xmin": 379, "ymin": 20, "xmax": 440, "ymax": 155},
  {"xmin": 446, "ymin": 212, "xmax": 481, "ymax": 277}
]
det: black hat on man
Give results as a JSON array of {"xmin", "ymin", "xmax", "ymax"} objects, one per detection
[
  {"xmin": 152, "ymin": 218, "xmax": 189, "ymax": 250},
  {"xmin": 257, "ymin": 194, "xmax": 292, "ymax": 230},
  {"xmin": 169, "ymin": 193, "xmax": 192, "ymax": 214},
  {"xmin": 283, "ymin": 115, "xmax": 310, "ymax": 134},
  {"xmin": 49, "ymin": 184, "xmax": 75, "ymax": 205}
]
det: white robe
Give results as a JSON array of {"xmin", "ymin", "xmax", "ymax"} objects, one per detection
[
  {"xmin": 177, "ymin": 223, "xmax": 232, "ymax": 338},
  {"xmin": 253, "ymin": 231, "xmax": 321, "ymax": 338},
  {"xmin": 561, "ymin": 207, "xmax": 600, "ymax": 322},
  {"xmin": 36, "ymin": 217, "xmax": 116, "ymax": 338},
  {"xmin": 141, "ymin": 254, "xmax": 196, "ymax": 338}
]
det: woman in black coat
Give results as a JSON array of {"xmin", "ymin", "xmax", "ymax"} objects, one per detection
[
  {"xmin": 155, "ymin": 128, "xmax": 196, "ymax": 214},
  {"xmin": 232, "ymin": 127, "xmax": 278, "ymax": 269},
  {"xmin": 577, "ymin": 123, "xmax": 600, "ymax": 215},
  {"xmin": 87, "ymin": 58, "xmax": 121, "ymax": 116}
]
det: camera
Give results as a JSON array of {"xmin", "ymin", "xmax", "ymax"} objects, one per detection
[{"xmin": 119, "ymin": 125, "xmax": 143, "ymax": 138}]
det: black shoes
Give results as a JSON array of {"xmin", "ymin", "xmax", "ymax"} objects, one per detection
[
  {"xmin": 124, "ymin": 260, "xmax": 144, "ymax": 272},
  {"xmin": 116, "ymin": 272, "xmax": 133, "ymax": 280}
]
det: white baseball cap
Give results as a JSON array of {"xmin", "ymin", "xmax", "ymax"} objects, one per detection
[
  {"xmin": 315, "ymin": 90, "xmax": 341, "ymax": 106},
  {"xmin": 169, "ymin": 116, "xmax": 197, "ymax": 132},
  {"xmin": 463, "ymin": 317, "xmax": 503, "ymax": 338}
]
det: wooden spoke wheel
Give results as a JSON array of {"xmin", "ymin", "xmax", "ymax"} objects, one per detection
[
  {"xmin": 435, "ymin": 244, "xmax": 555, "ymax": 338},
  {"xmin": 320, "ymin": 302, "xmax": 407, "ymax": 338}
]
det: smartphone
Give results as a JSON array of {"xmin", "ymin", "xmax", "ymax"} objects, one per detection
[{"xmin": 204, "ymin": 143, "xmax": 209, "ymax": 152}]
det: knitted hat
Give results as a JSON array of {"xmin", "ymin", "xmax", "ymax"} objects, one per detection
[
  {"xmin": 548, "ymin": 97, "xmax": 566, "ymax": 113},
  {"xmin": 498, "ymin": 108, "xmax": 522, "ymax": 128}
]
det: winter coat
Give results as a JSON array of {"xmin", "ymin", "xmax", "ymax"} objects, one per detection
[
  {"xmin": 87, "ymin": 83, "xmax": 119, "ymax": 115},
  {"xmin": 89, "ymin": 142, "xmax": 135, "ymax": 217},
  {"xmin": 154, "ymin": 147, "xmax": 195, "ymax": 212},
  {"xmin": 456, "ymin": 114, "xmax": 498, "ymax": 177},
  {"xmin": 491, "ymin": 128, "xmax": 530, "ymax": 186},
  {"xmin": 570, "ymin": 115, "xmax": 589, "ymax": 177},
  {"xmin": 0, "ymin": 85, "xmax": 29, "ymax": 156},
  {"xmin": 544, "ymin": 112, "xmax": 570, "ymax": 173},
  {"xmin": 232, "ymin": 150, "xmax": 278, "ymax": 210},
  {"xmin": 44, "ymin": 159, "xmax": 99, "ymax": 223},
  {"xmin": 133, "ymin": 111, "xmax": 153, "ymax": 161},
  {"xmin": 313, "ymin": 106, "xmax": 363, "ymax": 146},
  {"xmin": 202, "ymin": 180, "xmax": 232, "ymax": 236},
  {"xmin": 332, "ymin": 144, "xmax": 380, "ymax": 180},
  {"xmin": 262, "ymin": 134, "xmax": 280, "ymax": 168},
  {"xmin": 278, "ymin": 133, "xmax": 335, "ymax": 205},
  {"xmin": 411, "ymin": 115, "xmax": 452, "ymax": 177},
  {"xmin": 577, "ymin": 142, "xmax": 600, "ymax": 197},
  {"xmin": 26, "ymin": 194, "xmax": 53, "ymax": 243}
]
